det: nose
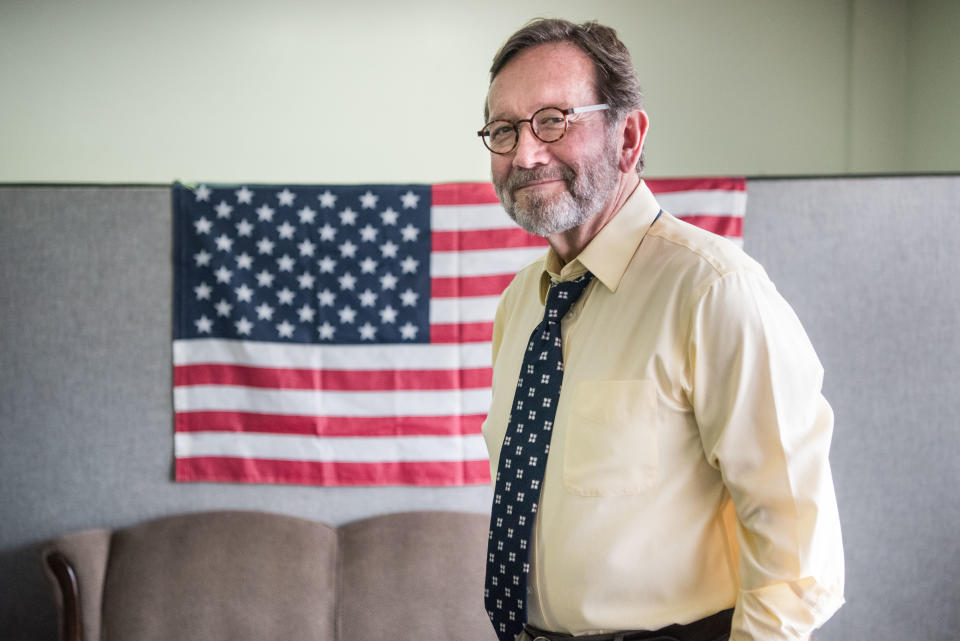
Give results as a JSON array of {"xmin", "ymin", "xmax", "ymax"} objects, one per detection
[{"xmin": 511, "ymin": 123, "xmax": 550, "ymax": 169}]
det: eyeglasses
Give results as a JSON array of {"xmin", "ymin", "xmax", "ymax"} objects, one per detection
[{"xmin": 477, "ymin": 104, "xmax": 610, "ymax": 154}]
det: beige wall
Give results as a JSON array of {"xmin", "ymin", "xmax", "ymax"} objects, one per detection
[{"xmin": 0, "ymin": 0, "xmax": 956, "ymax": 182}]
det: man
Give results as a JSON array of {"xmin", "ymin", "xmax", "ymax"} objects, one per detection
[{"xmin": 478, "ymin": 18, "xmax": 844, "ymax": 641}]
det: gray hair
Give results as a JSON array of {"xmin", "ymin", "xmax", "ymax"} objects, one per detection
[{"xmin": 486, "ymin": 18, "xmax": 646, "ymax": 172}]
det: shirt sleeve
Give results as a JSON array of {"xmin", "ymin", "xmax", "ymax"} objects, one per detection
[{"xmin": 688, "ymin": 270, "xmax": 845, "ymax": 641}]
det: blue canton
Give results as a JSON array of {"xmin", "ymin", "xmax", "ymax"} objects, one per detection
[{"xmin": 173, "ymin": 183, "xmax": 431, "ymax": 344}]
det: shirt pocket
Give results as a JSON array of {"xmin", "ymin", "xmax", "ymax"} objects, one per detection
[{"xmin": 562, "ymin": 379, "xmax": 659, "ymax": 496}]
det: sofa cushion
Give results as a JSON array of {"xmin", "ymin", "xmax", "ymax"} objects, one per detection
[
  {"xmin": 337, "ymin": 510, "xmax": 497, "ymax": 641},
  {"xmin": 101, "ymin": 510, "xmax": 337, "ymax": 641}
]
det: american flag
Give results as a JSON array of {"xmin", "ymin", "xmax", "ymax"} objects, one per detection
[{"xmin": 172, "ymin": 178, "xmax": 746, "ymax": 486}]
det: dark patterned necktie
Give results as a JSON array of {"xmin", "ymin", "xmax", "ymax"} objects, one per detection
[{"xmin": 484, "ymin": 271, "xmax": 594, "ymax": 641}]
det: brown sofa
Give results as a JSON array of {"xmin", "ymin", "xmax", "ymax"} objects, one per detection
[{"xmin": 41, "ymin": 510, "xmax": 497, "ymax": 641}]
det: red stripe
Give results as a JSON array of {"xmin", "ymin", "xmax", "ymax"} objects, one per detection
[
  {"xmin": 677, "ymin": 214, "xmax": 744, "ymax": 237},
  {"xmin": 431, "ymin": 183, "xmax": 499, "ymax": 206},
  {"xmin": 432, "ymin": 228, "xmax": 547, "ymax": 252},
  {"xmin": 176, "ymin": 411, "xmax": 486, "ymax": 436},
  {"xmin": 646, "ymin": 177, "xmax": 747, "ymax": 193},
  {"xmin": 431, "ymin": 274, "xmax": 515, "ymax": 298},
  {"xmin": 430, "ymin": 322, "xmax": 494, "ymax": 343},
  {"xmin": 430, "ymin": 180, "xmax": 746, "ymax": 205},
  {"xmin": 174, "ymin": 364, "xmax": 491, "ymax": 390},
  {"xmin": 177, "ymin": 457, "xmax": 491, "ymax": 486}
]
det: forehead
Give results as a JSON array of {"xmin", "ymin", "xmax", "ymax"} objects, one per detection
[{"xmin": 487, "ymin": 42, "xmax": 598, "ymax": 119}]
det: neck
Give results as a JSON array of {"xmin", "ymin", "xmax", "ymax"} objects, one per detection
[{"xmin": 547, "ymin": 172, "xmax": 640, "ymax": 266}]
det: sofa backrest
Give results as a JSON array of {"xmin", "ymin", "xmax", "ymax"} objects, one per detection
[{"xmin": 43, "ymin": 510, "xmax": 496, "ymax": 641}]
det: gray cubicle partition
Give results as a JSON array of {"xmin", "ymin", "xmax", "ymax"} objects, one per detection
[{"xmin": 1, "ymin": 176, "xmax": 958, "ymax": 640}]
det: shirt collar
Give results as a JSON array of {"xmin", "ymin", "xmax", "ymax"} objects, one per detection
[{"xmin": 538, "ymin": 180, "xmax": 662, "ymax": 303}]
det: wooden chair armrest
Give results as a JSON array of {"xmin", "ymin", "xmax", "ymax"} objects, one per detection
[{"xmin": 45, "ymin": 552, "xmax": 83, "ymax": 641}]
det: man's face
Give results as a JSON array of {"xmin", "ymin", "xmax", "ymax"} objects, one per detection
[{"xmin": 486, "ymin": 42, "xmax": 621, "ymax": 237}]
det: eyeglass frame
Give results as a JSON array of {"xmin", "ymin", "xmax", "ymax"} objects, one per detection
[{"xmin": 477, "ymin": 103, "xmax": 610, "ymax": 155}]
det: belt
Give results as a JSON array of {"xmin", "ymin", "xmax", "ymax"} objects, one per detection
[{"xmin": 521, "ymin": 608, "xmax": 733, "ymax": 641}]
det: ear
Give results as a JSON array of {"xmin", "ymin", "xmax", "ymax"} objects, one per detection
[{"xmin": 617, "ymin": 110, "xmax": 649, "ymax": 174}]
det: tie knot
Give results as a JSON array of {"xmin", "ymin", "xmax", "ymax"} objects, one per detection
[{"xmin": 544, "ymin": 272, "xmax": 594, "ymax": 324}]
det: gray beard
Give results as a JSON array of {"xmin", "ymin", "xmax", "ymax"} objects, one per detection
[{"xmin": 494, "ymin": 141, "xmax": 621, "ymax": 237}]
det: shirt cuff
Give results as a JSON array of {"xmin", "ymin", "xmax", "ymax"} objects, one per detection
[{"xmin": 730, "ymin": 577, "xmax": 845, "ymax": 641}]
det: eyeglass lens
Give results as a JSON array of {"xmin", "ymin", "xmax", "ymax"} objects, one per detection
[{"xmin": 483, "ymin": 107, "xmax": 567, "ymax": 153}]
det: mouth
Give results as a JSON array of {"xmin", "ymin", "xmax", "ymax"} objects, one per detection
[{"xmin": 514, "ymin": 178, "xmax": 565, "ymax": 192}]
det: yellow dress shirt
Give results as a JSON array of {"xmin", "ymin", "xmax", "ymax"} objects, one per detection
[{"xmin": 481, "ymin": 181, "xmax": 844, "ymax": 640}]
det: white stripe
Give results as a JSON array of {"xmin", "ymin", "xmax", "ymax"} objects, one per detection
[
  {"xmin": 431, "ymin": 192, "xmax": 745, "ymax": 228},
  {"xmin": 431, "ymin": 203, "xmax": 515, "ymax": 231},
  {"xmin": 173, "ymin": 385, "xmax": 492, "ymax": 416},
  {"xmin": 174, "ymin": 338, "xmax": 492, "ymax": 369},
  {"xmin": 429, "ymin": 296, "xmax": 500, "ymax": 324},
  {"xmin": 430, "ymin": 246, "xmax": 545, "ymax": 278},
  {"xmin": 175, "ymin": 431, "xmax": 489, "ymax": 463},
  {"xmin": 657, "ymin": 190, "xmax": 747, "ymax": 216}
]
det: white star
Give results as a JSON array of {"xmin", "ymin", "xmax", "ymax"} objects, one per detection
[
  {"xmin": 339, "ymin": 208, "xmax": 357, "ymax": 225},
  {"xmin": 235, "ymin": 284, "xmax": 254, "ymax": 302},
  {"xmin": 194, "ymin": 315, "xmax": 213, "ymax": 333},
  {"xmin": 297, "ymin": 272, "xmax": 315, "ymax": 289},
  {"xmin": 235, "ymin": 186, "xmax": 253, "ymax": 204},
  {"xmin": 194, "ymin": 282, "xmax": 212, "ymax": 300},
  {"xmin": 399, "ymin": 322, "xmax": 419, "ymax": 340},
  {"xmin": 317, "ymin": 289, "xmax": 336, "ymax": 306},
  {"xmin": 277, "ymin": 221, "xmax": 296, "ymax": 239},
  {"xmin": 358, "ymin": 322, "xmax": 377, "ymax": 340},
  {"xmin": 380, "ymin": 208, "xmax": 398, "ymax": 225},
  {"xmin": 194, "ymin": 217, "xmax": 213, "ymax": 234},
  {"xmin": 214, "ymin": 200, "xmax": 233, "ymax": 218},
  {"xmin": 276, "ymin": 319, "xmax": 295, "ymax": 338},
  {"xmin": 317, "ymin": 255, "xmax": 336, "ymax": 273},
  {"xmin": 235, "ymin": 219, "xmax": 253, "ymax": 237},
  {"xmin": 338, "ymin": 305, "xmax": 357, "ymax": 324},
  {"xmin": 193, "ymin": 249, "xmax": 212, "ymax": 266},
  {"xmin": 234, "ymin": 316, "xmax": 253, "ymax": 335},
  {"xmin": 400, "ymin": 224, "xmax": 420, "ymax": 242},
  {"xmin": 400, "ymin": 256, "xmax": 419, "ymax": 274},
  {"xmin": 379, "ymin": 241, "xmax": 399, "ymax": 258},
  {"xmin": 400, "ymin": 190, "xmax": 420, "ymax": 209},
  {"xmin": 214, "ymin": 234, "xmax": 233, "ymax": 252},
  {"xmin": 338, "ymin": 240, "xmax": 358, "ymax": 258},
  {"xmin": 359, "ymin": 257, "xmax": 378, "ymax": 274},
  {"xmin": 214, "ymin": 266, "xmax": 232, "ymax": 283},
  {"xmin": 319, "ymin": 224, "xmax": 337, "ymax": 241},
  {"xmin": 235, "ymin": 252, "xmax": 253, "ymax": 269},
  {"xmin": 338, "ymin": 272, "xmax": 357, "ymax": 290},
  {"xmin": 318, "ymin": 322, "xmax": 335, "ymax": 339},
  {"xmin": 276, "ymin": 254, "xmax": 295, "ymax": 272},
  {"xmin": 359, "ymin": 190, "xmax": 379, "ymax": 209},
  {"xmin": 379, "ymin": 305, "xmax": 398, "ymax": 324},
  {"xmin": 298, "ymin": 206, "xmax": 317, "ymax": 224},
  {"xmin": 358, "ymin": 288, "xmax": 378, "ymax": 307},
  {"xmin": 195, "ymin": 184, "xmax": 211, "ymax": 202},
  {"xmin": 277, "ymin": 188, "xmax": 296, "ymax": 206},
  {"xmin": 359, "ymin": 224, "xmax": 378, "ymax": 242},
  {"xmin": 380, "ymin": 272, "xmax": 398, "ymax": 290},
  {"xmin": 318, "ymin": 190, "xmax": 337, "ymax": 208},
  {"xmin": 256, "ymin": 237, "xmax": 275, "ymax": 255},
  {"xmin": 215, "ymin": 299, "xmax": 233, "ymax": 317},
  {"xmin": 255, "ymin": 269, "xmax": 275, "ymax": 287},
  {"xmin": 298, "ymin": 239, "xmax": 316, "ymax": 256},
  {"xmin": 256, "ymin": 204, "xmax": 275, "ymax": 221},
  {"xmin": 255, "ymin": 302, "xmax": 275, "ymax": 320},
  {"xmin": 297, "ymin": 304, "xmax": 316, "ymax": 322},
  {"xmin": 400, "ymin": 288, "xmax": 419, "ymax": 306},
  {"xmin": 276, "ymin": 287, "xmax": 295, "ymax": 304}
]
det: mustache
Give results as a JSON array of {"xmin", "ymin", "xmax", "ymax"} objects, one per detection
[{"xmin": 503, "ymin": 165, "xmax": 576, "ymax": 193}]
